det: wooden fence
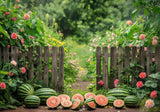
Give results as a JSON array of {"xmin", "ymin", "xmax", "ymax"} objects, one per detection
[
  {"xmin": 96, "ymin": 46, "xmax": 160, "ymax": 90},
  {"xmin": 0, "ymin": 46, "xmax": 64, "ymax": 91}
]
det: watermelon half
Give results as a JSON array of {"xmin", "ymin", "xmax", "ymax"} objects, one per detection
[
  {"xmin": 58, "ymin": 94, "xmax": 70, "ymax": 102},
  {"xmin": 86, "ymin": 101, "xmax": 96, "ymax": 110},
  {"xmin": 72, "ymin": 94, "xmax": 84, "ymax": 102},
  {"xmin": 84, "ymin": 93, "xmax": 96, "ymax": 99},
  {"xmin": 71, "ymin": 99, "xmax": 82, "ymax": 110},
  {"xmin": 46, "ymin": 96, "xmax": 60, "ymax": 108},
  {"xmin": 95, "ymin": 95, "xmax": 108, "ymax": 106},
  {"xmin": 61, "ymin": 100, "xmax": 72, "ymax": 108},
  {"xmin": 113, "ymin": 99, "xmax": 124, "ymax": 109}
]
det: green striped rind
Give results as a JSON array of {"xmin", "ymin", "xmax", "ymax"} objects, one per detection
[
  {"xmin": 24, "ymin": 95, "xmax": 40, "ymax": 108},
  {"xmin": 107, "ymin": 96, "xmax": 117, "ymax": 106},
  {"xmin": 107, "ymin": 88, "xmax": 129, "ymax": 99},
  {"xmin": 34, "ymin": 88, "xmax": 57, "ymax": 105},
  {"xmin": 124, "ymin": 95, "xmax": 138, "ymax": 107},
  {"xmin": 86, "ymin": 102, "xmax": 96, "ymax": 110},
  {"xmin": 71, "ymin": 99, "xmax": 83, "ymax": 110},
  {"xmin": 17, "ymin": 84, "xmax": 34, "ymax": 100},
  {"xmin": 85, "ymin": 97, "xmax": 95, "ymax": 104}
]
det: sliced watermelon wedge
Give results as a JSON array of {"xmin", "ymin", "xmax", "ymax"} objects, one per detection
[
  {"xmin": 113, "ymin": 99, "xmax": 124, "ymax": 109},
  {"xmin": 61, "ymin": 100, "xmax": 72, "ymax": 108},
  {"xmin": 71, "ymin": 99, "xmax": 82, "ymax": 110},
  {"xmin": 46, "ymin": 96, "xmax": 60, "ymax": 108},
  {"xmin": 86, "ymin": 101, "xmax": 96, "ymax": 109},
  {"xmin": 58, "ymin": 94, "xmax": 70, "ymax": 102},
  {"xmin": 95, "ymin": 95, "xmax": 108, "ymax": 106},
  {"xmin": 84, "ymin": 93, "xmax": 96, "ymax": 99},
  {"xmin": 72, "ymin": 94, "xmax": 84, "ymax": 102}
]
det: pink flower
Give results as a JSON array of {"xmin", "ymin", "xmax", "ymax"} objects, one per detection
[
  {"xmin": 116, "ymin": 41, "xmax": 118, "ymax": 46},
  {"xmin": 98, "ymin": 80, "xmax": 104, "ymax": 86},
  {"xmin": 49, "ymin": 48, "xmax": 52, "ymax": 50},
  {"xmin": 144, "ymin": 47, "xmax": 147, "ymax": 51},
  {"xmin": 126, "ymin": 20, "xmax": 132, "ymax": 25},
  {"xmin": 59, "ymin": 33, "xmax": 63, "ymax": 35},
  {"xmin": 21, "ymin": 67, "xmax": 26, "ymax": 74},
  {"xmin": 48, "ymin": 70, "xmax": 51, "ymax": 73},
  {"xmin": 153, "ymin": 36, "xmax": 158, "ymax": 40},
  {"xmin": 0, "ymin": 82, "xmax": 6, "ymax": 89},
  {"xmin": 21, "ymin": 38, "xmax": 25, "ymax": 44},
  {"xmin": 139, "ymin": 72, "xmax": 146, "ymax": 79},
  {"xmin": 9, "ymin": 72, "xmax": 13, "ymax": 76},
  {"xmin": 16, "ymin": 0, "xmax": 19, "ymax": 3},
  {"xmin": 130, "ymin": 44, "xmax": 133, "ymax": 47},
  {"xmin": 11, "ymin": 33, "xmax": 17, "ymax": 39},
  {"xmin": 152, "ymin": 39, "xmax": 157, "ymax": 46},
  {"xmin": 73, "ymin": 53, "xmax": 76, "ymax": 56},
  {"xmin": 49, "ymin": 35, "xmax": 51, "ymax": 38},
  {"xmin": 8, "ymin": 45, "xmax": 10, "ymax": 48},
  {"xmin": 19, "ymin": 29, "xmax": 23, "ymax": 32},
  {"xmin": 145, "ymin": 99, "xmax": 155, "ymax": 108},
  {"xmin": 89, "ymin": 56, "xmax": 92, "ymax": 59},
  {"xmin": 14, "ymin": 5, "xmax": 19, "ymax": 9},
  {"xmin": 12, "ymin": 17, "xmax": 16, "ymax": 21},
  {"xmin": 5, "ymin": 12, "xmax": 10, "ymax": 16},
  {"xmin": 114, "ymin": 79, "xmax": 119, "ymax": 88},
  {"xmin": 24, "ymin": 14, "xmax": 29, "ymax": 20},
  {"xmin": 136, "ymin": 81, "xmax": 143, "ymax": 88},
  {"xmin": 88, "ymin": 59, "xmax": 90, "ymax": 63},
  {"xmin": 139, "ymin": 34, "xmax": 146, "ymax": 40},
  {"xmin": 102, "ymin": 43, "xmax": 105, "ymax": 46},
  {"xmin": 152, "ymin": 58, "xmax": 155, "ymax": 62},
  {"xmin": 69, "ymin": 53, "xmax": 72, "ymax": 55},
  {"xmin": 150, "ymin": 91, "xmax": 157, "ymax": 98},
  {"xmin": 11, "ymin": 60, "xmax": 17, "ymax": 66},
  {"xmin": 32, "ymin": 37, "xmax": 35, "ymax": 39}
]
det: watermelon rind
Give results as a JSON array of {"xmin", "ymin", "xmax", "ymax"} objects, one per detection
[
  {"xmin": 107, "ymin": 88, "xmax": 129, "ymax": 100},
  {"xmin": 61, "ymin": 100, "xmax": 72, "ymax": 108},
  {"xmin": 84, "ymin": 93, "xmax": 96, "ymax": 99},
  {"xmin": 34, "ymin": 88, "xmax": 57, "ymax": 105},
  {"xmin": 17, "ymin": 83, "xmax": 34, "ymax": 100},
  {"xmin": 107, "ymin": 96, "xmax": 117, "ymax": 106},
  {"xmin": 24, "ymin": 95, "xmax": 40, "ymax": 108},
  {"xmin": 86, "ymin": 101, "xmax": 96, "ymax": 110},
  {"xmin": 71, "ymin": 99, "xmax": 83, "ymax": 110},
  {"xmin": 113, "ymin": 99, "xmax": 124, "ymax": 109},
  {"xmin": 95, "ymin": 95, "xmax": 108, "ymax": 107},
  {"xmin": 124, "ymin": 95, "xmax": 138, "ymax": 107},
  {"xmin": 85, "ymin": 97, "xmax": 95, "ymax": 104},
  {"xmin": 46, "ymin": 96, "xmax": 60, "ymax": 108},
  {"xmin": 72, "ymin": 94, "xmax": 84, "ymax": 102}
]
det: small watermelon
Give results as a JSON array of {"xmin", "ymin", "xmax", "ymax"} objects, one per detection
[
  {"xmin": 58, "ymin": 94, "xmax": 70, "ymax": 102},
  {"xmin": 113, "ymin": 99, "xmax": 124, "ymax": 109},
  {"xmin": 124, "ymin": 95, "xmax": 138, "ymax": 107},
  {"xmin": 84, "ymin": 93, "xmax": 96, "ymax": 99},
  {"xmin": 95, "ymin": 95, "xmax": 108, "ymax": 107},
  {"xmin": 72, "ymin": 94, "xmax": 84, "ymax": 102},
  {"xmin": 61, "ymin": 100, "xmax": 72, "ymax": 108},
  {"xmin": 107, "ymin": 96, "xmax": 117, "ymax": 106},
  {"xmin": 17, "ymin": 83, "xmax": 34, "ymax": 100},
  {"xmin": 107, "ymin": 88, "xmax": 129, "ymax": 99},
  {"xmin": 24, "ymin": 95, "xmax": 40, "ymax": 108},
  {"xmin": 71, "ymin": 99, "xmax": 83, "ymax": 110},
  {"xmin": 46, "ymin": 96, "xmax": 60, "ymax": 108},
  {"xmin": 34, "ymin": 88, "xmax": 57, "ymax": 105},
  {"xmin": 86, "ymin": 101, "xmax": 96, "ymax": 110}
]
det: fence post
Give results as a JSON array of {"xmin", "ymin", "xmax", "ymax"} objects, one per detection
[
  {"xmin": 102, "ymin": 47, "xmax": 109, "ymax": 90},
  {"xmin": 155, "ymin": 46, "xmax": 160, "ymax": 72},
  {"xmin": 139, "ymin": 47, "xmax": 145, "ymax": 71},
  {"xmin": 146, "ymin": 47, "xmax": 152, "ymax": 75},
  {"xmin": 96, "ymin": 47, "xmax": 101, "ymax": 90},
  {"xmin": 58, "ymin": 46, "xmax": 64, "ymax": 91},
  {"xmin": 36, "ymin": 46, "xmax": 42, "ymax": 80},
  {"xmin": 3, "ymin": 47, "xmax": 9, "ymax": 63},
  {"xmin": 124, "ymin": 46, "xmax": 130, "ymax": 84},
  {"xmin": 28, "ymin": 47, "xmax": 34, "ymax": 80},
  {"xmin": 52, "ymin": 47, "xmax": 58, "ymax": 89},
  {"xmin": 44, "ymin": 46, "xmax": 49, "ymax": 86},
  {"xmin": 118, "ymin": 47, "xmax": 123, "ymax": 82}
]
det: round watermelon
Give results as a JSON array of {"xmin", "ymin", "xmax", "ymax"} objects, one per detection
[
  {"xmin": 24, "ymin": 95, "xmax": 40, "ymax": 108},
  {"xmin": 107, "ymin": 96, "xmax": 117, "ymax": 106},
  {"xmin": 124, "ymin": 95, "xmax": 138, "ymax": 107},
  {"xmin": 113, "ymin": 99, "xmax": 124, "ymax": 109},
  {"xmin": 17, "ymin": 83, "xmax": 34, "ymax": 100},
  {"xmin": 34, "ymin": 88, "xmax": 57, "ymax": 105}
]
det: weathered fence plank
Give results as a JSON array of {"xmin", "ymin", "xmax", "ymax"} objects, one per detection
[
  {"xmin": 124, "ymin": 46, "xmax": 130, "ymax": 84},
  {"xmin": 28, "ymin": 47, "xmax": 34, "ymax": 80},
  {"xmin": 110, "ymin": 47, "xmax": 117, "ymax": 88},
  {"xmin": 58, "ymin": 46, "xmax": 64, "ymax": 91},
  {"xmin": 102, "ymin": 47, "xmax": 109, "ymax": 89},
  {"xmin": 139, "ymin": 47, "xmax": 145, "ymax": 71},
  {"xmin": 52, "ymin": 47, "xmax": 58, "ymax": 88},
  {"xmin": 36, "ymin": 46, "xmax": 42, "ymax": 80},
  {"xmin": 96, "ymin": 47, "xmax": 101, "ymax": 90},
  {"xmin": 118, "ymin": 47, "xmax": 123, "ymax": 81},
  {"xmin": 146, "ymin": 47, "xmax": 152, "ymax": 75},
  {"xmin": 3, "ymin": 47, "xmax": 9, "ymax": 63},
  {"xmin": 155, "ymin": 46, "xmax": 160, "ymax": 72},
  {"xmin": 44, "ymin": 46, "xmax": 49, "ymax": 86},
  {"xmin": 11, "ymin": 46, "xmax": 18, "ymax": 62}
]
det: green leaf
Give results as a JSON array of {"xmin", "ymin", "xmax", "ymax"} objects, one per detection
[
  {"xmin": 0, "ymin": 70, "xmax": 9, "ymax": 75},
  {"xmin": 132, "ymin": 9, "xmax": 138, "ymax": 18},
  {"xmin": 144, "ymin": 9, "xmax": 149, "ymax": 17},
  {"xmin": 0, "ymin": 25, "xmax": 10, "ymax": 39},
  {"xmin": 149, "ymin": 72, "xmax": 160, "ymax": 79}
]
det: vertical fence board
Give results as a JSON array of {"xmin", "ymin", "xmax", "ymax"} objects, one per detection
[
  {"xmin": 36, "ymin": 46, "xmax": 42, "ymax": 80},
  {"xmin": 96, "ymin": 47, "xmax": 101, "ymax": 90},
  {"xmin": 146, "ymin": 47, "xmax": 152, "ymax": 75},
  {"xmin": 11, "ymin": 46, "xmax": 18, "ymax": 62},
  {"xmin": 110, "ymin": 47, "xmax": 117, "ymax": 88},
  {"xmin": 28, "ymin": 47, "xmax": 34, "ymax": 80},
  {"xmin": 118, "ymin": 47, "xmax": 123, "ymax": 81},
  {"xmin": 52, "ymin": 47, "xmax": 58, "ymax": 88},
  {"xmin": 125, "ymin": 46, "xmax": 130, "ymax": 84},
  {"xmin": 131, "ymin": 46, "xmax": 137, "ymax": 86},
  {"xmin": 3, "ymin": 47, "xmax": 9, "ymax": 63},
  {"xmin": 44, "ymin": 47, "xmax": 49, "ymax": 86},
  {"xmin": 0, "ymin": 47, "xmax": 1, "ymax": 62},
  {"xmin": 139, "ymin": 47, "xmax": 145, "ymax": 71},
  {"xmin": 155, "ymin": 46, "xmax": 160, "ymax": 72},
  {"xmin": 102, "ymin": 47, "xmax": 108, "ymax": 89},
  {"xmin": 58, "ymin": 47, "xmax": 64, "ymax": 91}
]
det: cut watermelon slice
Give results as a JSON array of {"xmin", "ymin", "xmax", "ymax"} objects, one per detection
[
  {"xmin": 86, "ymin": 101, "xmax": 96, "ymax": 109},
  {"xmin": 113, "ymin": 99, "xmax": 124, "ymax": 109},
  {"xmin": 84, "ymin": 93, "xmax": 96, "ymax": 99},
  {"xmin": 61, "ymin": 100, "xmax": 72, "ymax": 108},
  {"xmin": 58, "ymin": 94, "xmax": 70, "ymax": 102},
  {"xmin": 46, "ymin": 96, "xmax": 60, "ymax": 108},
  {"xmin": 95, "ymin": 95, "xmax": 108, "ymax": 106},
  {"xmin": 72, "ymin": 94, "xmax": 84, "ymax": 102},
  {"xmin": 71, "ymin": 99, "xmax": 82, "ymax": 110}
]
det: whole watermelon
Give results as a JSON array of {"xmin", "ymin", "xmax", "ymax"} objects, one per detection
[{"xmin": 24, "ymin": 95, "xmax": 40, "ymax": 108}]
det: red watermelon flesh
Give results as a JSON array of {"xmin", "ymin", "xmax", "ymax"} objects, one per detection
[
  {"xmin": 87, "ymin": 101, "xmax": 96, "ymax": 109},
  {"xmin": 95, "ymin": 95, "xmax": 108, "ymax": 106},
  {"xmin": 61, "ymin": 100, "xmax": 72, "ymax": 108},
  {"xmin": 72, "ymin": 94, "xmax": 84, "ymax": 102},
  {"xmin": 58, "ymin": 94, "xmax": 70, "ymax": 102},
  {"xmin": 113, "ymin": 99, "xmax": 124, "ymax": 108},
  {"xmin": 84, "ymin": 93, "xmax": 96, "ymax": 99},
  {"xmin": 71, "ymin": 100, "xmax": 81, "ymax": 109},
  {"xmin": 46, "ymin": 96, "xmax": 60, "ymax": 108}
]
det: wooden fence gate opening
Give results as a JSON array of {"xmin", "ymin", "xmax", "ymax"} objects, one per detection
[
  {"xmin": 96, "ymin": 46, "xmax": 160, "ymax": 90},
  {"xmin": 0, "ymin": 46, "xmax": 64, "ymax": 91}
]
